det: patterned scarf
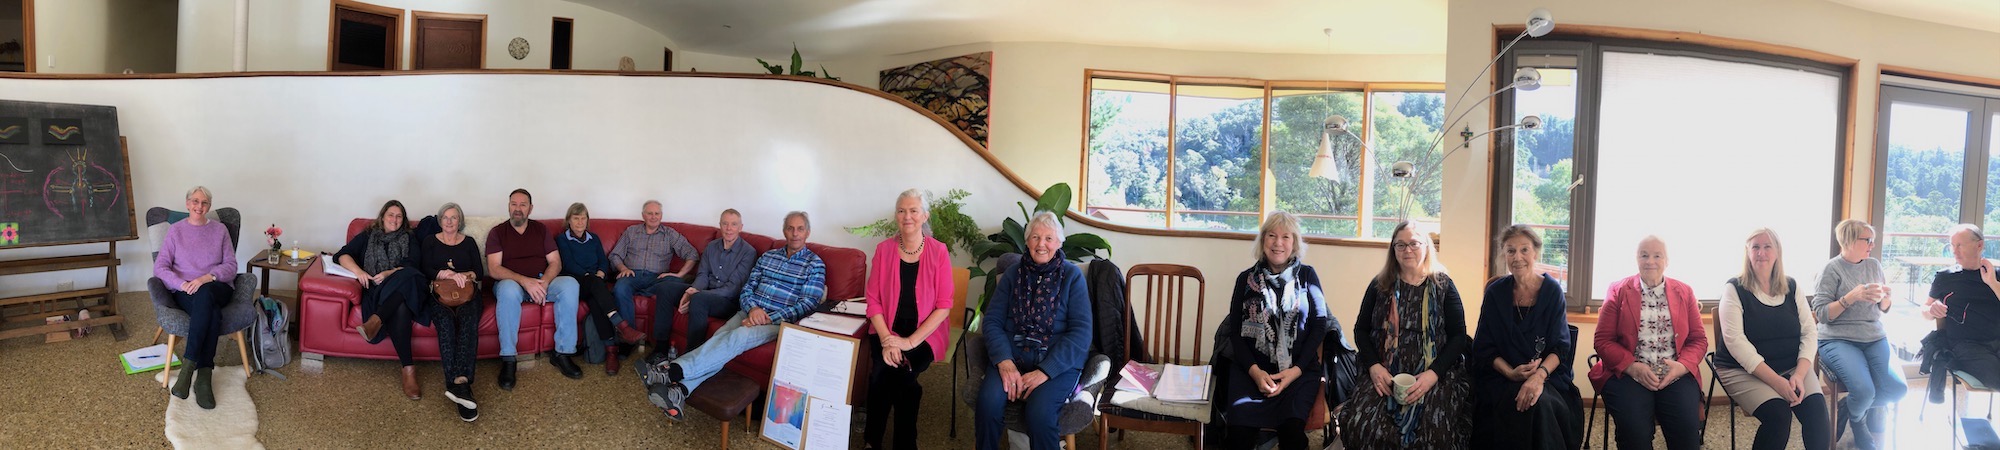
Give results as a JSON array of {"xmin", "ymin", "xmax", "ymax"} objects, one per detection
[
  {"xmin": 1376, "ymin": 276, "xmax": 1447, "ymax": 446},
  {"xmin": 1242, "ymin": 261, "xmax": 1308, "ymax": 372},
  {"xmin": 363, "ymin": 227, "xmax": 410, "ymax": 274},
  {"xmin": 1008, "ymin": 256, "xmax": 1065, "ymax": 356}
]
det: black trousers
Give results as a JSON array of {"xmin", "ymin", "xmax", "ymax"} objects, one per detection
[
  {"xmin": 865, "ymin": 342, "xmax": 934, "ymax": 450},
  {"xmin": 362, "ymin": 270, "xmax": 425, "ymax": 366},
  {"xmin": 174, "ymin": 281, "xmax": 235, "ymax": 369},
  {"xmin": 433, "ymin": 298, "xmax": 481, "ymax": 386},
  {"xmin": 1602, "ymin": 375, "xmax": 1703, "ymax": 450},
  {"xmin": 1751, "ymin": 395, "xmax": 1831, "ymax": 450},
  {"xmin": 1951, "ymin": 338, "xmax": 2000, "ymax": 387},
  {"xmin": 1224, "ymin": 418, "xmax": 1306, "ymax": 450},
  {"xmin": 573, "ymin": 274, "xmax": 621, "ymax": 348}
]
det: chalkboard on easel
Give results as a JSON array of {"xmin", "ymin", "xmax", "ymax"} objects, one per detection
[{"xmin": 0, "ymin": 100, "xmax": 137, "ymax": 249}]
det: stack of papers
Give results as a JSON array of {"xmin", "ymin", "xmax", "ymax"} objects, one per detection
[
  {"xmin": 798, "ymin": 313, "xmax": 866, "ymax": 335},
  {"xmin": 121, "ymin": 344, "xmax": 181, "ymax": 374},
  {"xmin": 1113, "ymin": 361, "xmax": 1210, "ymax": 404},
  {"xmin": 321, "ymin": 255, "xmax": 357, "ymax": 279}
]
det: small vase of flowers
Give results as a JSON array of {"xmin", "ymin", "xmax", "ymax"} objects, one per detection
[{"xmin": 264, "ymin": 225, "xmax": 283, "ymax": 263}]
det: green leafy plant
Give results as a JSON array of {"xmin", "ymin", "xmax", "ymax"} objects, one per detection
[
  {"xmin": 844, "ymin": 189, "xmax": 982, "ymax": 256},
  {"xmin": 965, "ymin": 183, "xmax": 1112, "ymax": 328},
  {"xmin": 756, "ymin": 44, "xmax": 840, "ymax": 81}
]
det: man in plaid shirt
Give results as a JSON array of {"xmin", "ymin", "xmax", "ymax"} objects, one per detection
[{"xmin": 644, "ymin": 211, "xmax": 827, "ymax": 422}]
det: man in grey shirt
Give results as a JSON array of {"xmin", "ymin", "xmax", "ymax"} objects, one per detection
[{"xmin": 611, "ymin": 200, "xmax": 700, "ymax": 348}]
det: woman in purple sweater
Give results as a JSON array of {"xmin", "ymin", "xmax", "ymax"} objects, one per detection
[{"xmin": 153, "ymin": 186, "xmax": 239, "ymax": 410}]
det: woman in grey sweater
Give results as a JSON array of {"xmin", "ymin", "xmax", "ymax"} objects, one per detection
[{"xmin": 1809, "ymin": 219, "xmax": 1906, "ymax": 450}]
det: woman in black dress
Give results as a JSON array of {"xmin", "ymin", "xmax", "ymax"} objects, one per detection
[
  {"xmin": 1337, "ymin": 220, "xmax": 1472, "ymax": 449},
  {"xmin": 334, "ymin": 200, "xmax": 425, "ymax": 400},
  {"xmin": 1219, "ymin": 212, "xmax": 1328, "ymax": 450},
  {"xmin": 1469, "ymin": 225, "xmax": 1581, "ymax": 449}
]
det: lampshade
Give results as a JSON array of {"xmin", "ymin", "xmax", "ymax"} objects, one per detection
[
  {"xmin": 1309, "ymin": 131, "xmax": 1338, "ymax": 180},
  {"xmin": 1512, "ymin": 67, "xmax": 1543, "ymax": 92},
  {"xmin": 1526, "ymin": 8, "xmax": 1555, "ymax": 38}
]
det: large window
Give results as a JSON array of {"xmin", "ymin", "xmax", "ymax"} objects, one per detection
[
  {"xmin": 1874, "ymin": 80, "xmax": 2000, "ymax": 292},
  {"xmin": 1083, "ymin": 71, "xmax": 1444, "ymax": 238},
  {"xmin": 1492, "ymin": 41, "xmax": 1849, "ymax": 309}
]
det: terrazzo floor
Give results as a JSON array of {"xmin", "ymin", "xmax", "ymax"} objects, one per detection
[{"xmin": 0, "ymin": 293, "xmax": 1980, "ymax": 449}]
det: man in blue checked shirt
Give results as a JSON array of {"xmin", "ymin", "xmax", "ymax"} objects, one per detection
[{"xmin": 643, "ymin": 211, "xmax": 827, "ymax": 422}]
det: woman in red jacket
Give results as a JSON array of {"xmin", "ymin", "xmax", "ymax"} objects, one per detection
[{"xmin": 1589, "ymin": 236, "xmax": 1708, "ymax": 450}]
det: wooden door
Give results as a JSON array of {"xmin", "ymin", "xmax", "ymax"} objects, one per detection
[
  {"xmin": 413, "ymin": 12, "xmax": 485, "ymax": 70},
  {"xmin": 328, "ymin": 0, "xmax": 401, "ymax": 71}
]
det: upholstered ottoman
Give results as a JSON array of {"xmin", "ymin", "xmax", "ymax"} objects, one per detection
[{"xmin": 689, "ymin": 370, "xmax": 763, "ymax": 450}]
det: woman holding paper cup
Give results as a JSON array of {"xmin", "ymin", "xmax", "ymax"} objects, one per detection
[
  {"xmin": 1807, "ymin": 219, "xmax": 1903, "ymax": 449},
  {"xmin": 1588, "ymin": 236, "xmax": 1707, "ymax": 450},
  {"xmin": 1716, "ymin": 228, "xmax": 1830, "ymax": 450},
  {"xmin": 1468, "ymin": 225, "xmax": 1581, "ymax": 450},
  {"xmin": 1337, "ymin": 220, "xmax": 1472, "ymax": 449},
  {"xmin": 1217, "ymin": 212, "xmax": 1329, "ymax": 450},
  {"xmin": 975, "ymin": 211, "xmax": 1092, "ymax": 450},
  {"xmin": 865, "ymin": 189, "xmax": 957, "ymax": 450}
]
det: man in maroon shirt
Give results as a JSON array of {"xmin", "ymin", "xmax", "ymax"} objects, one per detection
[{"xmin": 487, "ymin": 188, "xmax": 583, "ymax": 388}]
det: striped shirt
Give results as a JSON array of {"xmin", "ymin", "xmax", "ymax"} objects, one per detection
[
  {"xmin": 609, "ymin": 224, "xmax": 699, "ymax": 274},
  {"xmin": 739, "ymin": 246, "xmax": 827, "ymax": 324}
]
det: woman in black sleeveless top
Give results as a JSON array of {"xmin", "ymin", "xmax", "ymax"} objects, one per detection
[{"xmin": 1714, "ymin": 228, "xmax": 1829, "ymax": 450}]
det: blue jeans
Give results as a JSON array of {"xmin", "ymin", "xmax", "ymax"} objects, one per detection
[
  {"xmin": 672, "ymin": 310, "xmax": 779, "ymax": 392},
  {"xmin": 976, "ymin": 362, "xmax": 1082, "ymax": 450},
  {"xmin": 614, "ymin": 271, "xmax": 687, "ymax": 328},
  {"xmin": 1818, "ymin": 338, "xmax": 1908, "ymax": 421},
  {"xmin": 493, "ymin": 276, "xmax": 579, "ymax": 357}
]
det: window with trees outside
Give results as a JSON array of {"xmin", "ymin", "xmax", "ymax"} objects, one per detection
[
  {"xmin": 1493, "ymin": 41, "xmax": 1848, "ymax": 310},
  {"xmin": 1873, "ymin": 80, "xmax": 2000, "ymax": 300},
  {"xmin": 1083, "ymin": 71, "xmax": 1446, "ymax": 238}
]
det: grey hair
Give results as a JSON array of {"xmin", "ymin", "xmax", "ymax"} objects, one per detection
[
  {"xmin": 186, "ymin": 186, "xmax": 211, "ymax": 201},
  {"xmin": 1253, "ymin": 211, "xmax": 1307, "ymax": 263},
  {"xmin": 785, "ymin": 211, "xmax": 811, "ymax": 230},
  {"xmin": 1027, "ymin": 211, "xmax": 1064, "ymax": 240},
  {"xmin": 896, "ymin": 189, "xmax": 924, "ymax": 206},
  {"xmin": 642, "ymin": 200, "xmax": 662, "ymax": 210},
  {"xmin": 1950, "ymin": 223, "xmax": 1984, "ymax": 243},
  {"xmin": 438, "ymin": 202, "xmax": 466, "ymax": 232}
]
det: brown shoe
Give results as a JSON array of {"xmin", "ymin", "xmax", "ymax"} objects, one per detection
[
  {"xmin": 402, "ymin": 365, "xmax": 421, "ymax": 400},
  {"xmin": 605, "ymin": 346, "xmax": 622, "ymax": 376},
  {"xmin": 358, "ymin": 316, "xmax": 382, "ymax": 343},
  {"xmin": 615, "ymin": 322, "xmax": 647, "ymax": 344}
]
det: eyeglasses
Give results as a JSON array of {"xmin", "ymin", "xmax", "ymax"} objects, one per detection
[
  {"xmin": 1857, "ymin": 237, "xmax": 1874, "ymax": 243},
  {"xmin": 1392, "ymin": 241, "xmax": 1425, "ymax": 251}
]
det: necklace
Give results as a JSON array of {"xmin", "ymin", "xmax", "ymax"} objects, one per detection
[{"xmin": 899, "ymin": 237, "xmax": 924, "ymax": 255}]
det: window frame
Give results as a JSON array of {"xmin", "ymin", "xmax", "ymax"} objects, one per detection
[
  {"xmin": 1488, "ymin": 37, "xmax": 1853, "ymax": 312},
  {"xmin": 1869, "ymin": 78, "xmax": 2000, "ymax": 290},
  {"xmin": 1079, "ymin": 69, "xmax": 1445, "ymax": 245}
]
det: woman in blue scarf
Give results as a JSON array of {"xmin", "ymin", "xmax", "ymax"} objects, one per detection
[
  {"xmin": 976, "ymin": 212, "xmax": 1092, "ymax": 450},
  {"xmin": 1469, "ymin": 225, "xmax": 1582, "ymax": 449},
  {"xmin": 1219, "ymin": 212, "xmax": 1329, "ymax": 450}
]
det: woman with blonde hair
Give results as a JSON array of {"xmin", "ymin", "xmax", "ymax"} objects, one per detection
[
  {"xmin": 1216, "ymin": 212, "xmax": 1329, "ymax": 450},
  {"xmin": 1715, "ymin": 228, "xmax": 1829, "ymax": 450},
  {"xmin": 1336, "ymin": 221, "xmax": 1471, "ymax": 449},
  {"xmin": 1809, "ymin": 219, "xmax": 1902, "ymax": 449}
]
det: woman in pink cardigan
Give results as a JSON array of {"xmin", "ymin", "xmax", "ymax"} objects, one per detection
[
  {"xmin": 863, "ymin": 189, "xmax": 956, "ymax": 450},
  {"xmin": 1589, "ymin": 235, "xmax": 1708, "ymax": 450}
]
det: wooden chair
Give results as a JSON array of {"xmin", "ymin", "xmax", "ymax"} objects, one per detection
[{"xmin": 1098, "ymin": 263, "xmax": 1206, "ymax": 450}]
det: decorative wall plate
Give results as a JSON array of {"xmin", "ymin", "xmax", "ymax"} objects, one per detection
[{"xmin": 508, "ymin": 37, "xmax": 530, "ymax": 60}]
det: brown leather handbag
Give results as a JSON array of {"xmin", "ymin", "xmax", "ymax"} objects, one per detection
[{"xmin": 431, "ymin": 279, "xmax": 476, "ymax": 307}]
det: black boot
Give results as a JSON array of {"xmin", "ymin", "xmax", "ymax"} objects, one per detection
[
  {"xmin": 498, "ymin": 360, "xmax": 517, "ymax": 391},
  {"xmin": 193, "ymin": 367, "xmax": 216, "ymax": 410},
  {"xmin": 551, "ymin": 352, "xmax": 584, "ymax": 380},
  {"xmin": 1850, "ymin": 418, "xmax": 1878, "ymax": 450}
]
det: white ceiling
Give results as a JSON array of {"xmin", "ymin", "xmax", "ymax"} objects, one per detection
[
  {"xmin": 1830, "ymin": 0, "xmax": 2000, "ymax": 34},
  {"xmin": 565, "ymin": 0, "xmax": 1447, "ymax": 60}
]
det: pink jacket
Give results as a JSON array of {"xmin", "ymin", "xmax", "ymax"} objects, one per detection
[
  {"xmin": 1589, "ymin": 274, "xmax": 1709, "ymax": 390},
  {"xmin": 865, "ymin": 236, "xmax": 955, "ymax": 353}
]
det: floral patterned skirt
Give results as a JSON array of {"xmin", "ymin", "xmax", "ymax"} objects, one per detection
[{"xmin": 1335, "ymin": 365, "xmax": 1471, "ymax": 450}]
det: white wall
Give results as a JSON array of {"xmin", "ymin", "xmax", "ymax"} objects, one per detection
[
  {"xmin": 170, "ymin": 0, "xmax": 762, "ymax": 73},
  {"xmin": 33, "ymin": 0, "xmax": 178, "ymax": 74},
  {"xmin": 0, "ymin": 72, "xmax": 1393, "ymax": 364},
  {"xmin": 176, "ymin": 0, "xmax": 235, "ymax": 73},
  {"xmin": 1444, "ymin": 0, "xmax": 2000, "ymax": 396}
]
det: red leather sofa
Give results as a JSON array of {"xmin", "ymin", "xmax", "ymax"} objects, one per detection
[{"xmin": 299, "ymin": 217, "xmax": 868, "ymax": 384}]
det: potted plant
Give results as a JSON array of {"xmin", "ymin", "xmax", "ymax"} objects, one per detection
[
  {"xmin": 965, "ymin": 183, "xmax": 1111, "ymax": 328},
  {"xmin": 264, "ymin": 225, "xmax": 282, "ymax": 263}
]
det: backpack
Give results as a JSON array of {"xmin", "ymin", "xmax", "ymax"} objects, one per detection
[{"xmin": 250, "ymin": 296, "xmax": 292, "ymax": 378}]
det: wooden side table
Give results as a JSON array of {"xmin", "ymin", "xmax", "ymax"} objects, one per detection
[{"xmin": 248, "ymin": 249, "xmax": 316, "ymax": 325}]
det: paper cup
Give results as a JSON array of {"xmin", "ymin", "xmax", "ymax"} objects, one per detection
[{"xmin": 1392, "ymin": 373, "xmax": 1418, "ymax": 404}]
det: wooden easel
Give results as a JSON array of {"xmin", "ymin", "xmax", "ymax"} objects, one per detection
[{"xmin": 0, "ymin": 242, "xmax": 127, "ymax": 341}]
